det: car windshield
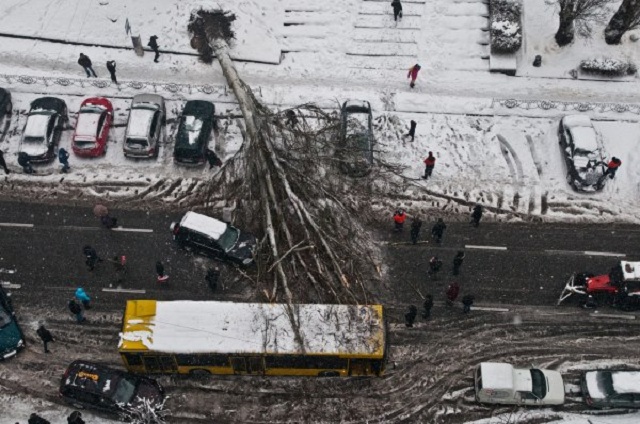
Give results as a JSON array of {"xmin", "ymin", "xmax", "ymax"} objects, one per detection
[
  {"xmin": 74, "ymin": 140, "xmax": 97, "ymax": 148},
  {"xmin": 126, "ymin": 138, "xmax": 149, "ymax": 148},
  {"xmin": 597, "ymin": 371, "xmax": 615, "ymax": 396},
  {"xmin": 530, "ymin": 369, "xmax": 547, "ymax": 399},
  {"xmin": 111, "ymin": 377, "xmax": 137, "ymax": 404},
  {"xmin": 0, "ymin": 308, "xmax": 11, "ymax": 328},
  {"xmin": 217, "ymin": 226, "xmax": 239, "ymax": 251},
  {"xmin": 23, "ymin": 136, "xmax": 45, "ymax": 143},
  {"xmin": 80, "ymin": 106, "xmax": 104, "ymax": 114}
]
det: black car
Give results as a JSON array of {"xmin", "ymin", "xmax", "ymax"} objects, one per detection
[
  {"xmin": 60, "ymin": 361, "xmax": 164, "ymax": 418},
  {"xmin": 558, "ymin": 114, "xmax": 607, "ymax": 192},
  {"xmin": 582, "ymin": 369, "xmax": 640, "ymax": 409},
  {"xmin": 337, "ymin": 100, "xmax": 375, "ymax": 177},
  {"xmin": 170, "ymin": 211, "xmax": 256, "ymax": 266},
  {"xmin": 19, "ymin": 97, "xmax": 67, "ymax": 163},
  {"xmin": 0, "ymin": 88, "xmax": 12, "ymax": 121},
  {"xmin": 174, "ymin": 100, "xmax": 215, "ymax": 165},
  {"xmin": 0, "ymin": 286, "xmax": 25, "ymax": 360}
]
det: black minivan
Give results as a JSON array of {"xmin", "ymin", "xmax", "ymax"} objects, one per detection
[{"xmin": 174, "ymin": 100, "xmax": 215, "ymax": 165}]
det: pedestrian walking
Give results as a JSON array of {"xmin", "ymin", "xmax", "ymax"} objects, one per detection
[
  {"xmin": 285, "ymin": 109, "xmax": 298, "ymax": 127},
  {"xmin": 83, "ymin": 245, "xmax": 101, "ymax": 271},
  {"xmin": 67, "ymin": 411, "xmax": 86, "ymax": 424},
  {"xmin": 77, "ymin": 53, "xmax": 97, "ymax": 78},
  {"xmin": 428, "ymin": 256, "xmax": 443, "ymax": 279},
  {"xmin": 404, "ymin": 305, "xmax": 417, "ymax": 327},
  {"xmin": 68, "ymin": 298, "xmax": 85, "ymax": 323},
  {"xmin": 446, "ymin": 281, "xmax": 460, "ymax": 306},
  {"xmin": 462, "ymin": 294, "xmax": 474, "ymax": 313},
  {"xmin": 36, "ymin": 324, "xmax": 54, "ymax": 353},
  {"xmin": 431, "ymin": 218, "xmax": 447, "ymax": 244},
  {"xmin": 422, "ymin": 294, "xmax": 433, "ymax": 319},
  {"xmin": 470, "ymin": 204, "xmax": 483, "ymax": 227},
  {"xmin": 410, "ymin": 216, "xmax": 422, "ymax": 244},
  {"xmin": 405, "ymin": 120, "xmax": 417, "ymax": 142},
  {"xmin": 148, "ymin": 36, "xmax": 160, "ymax": 63},
  {"xmin": 407, "ymin": 64, "xmax": 421, "ymax": 88},
  {"xmin": 106, "ymin": 60, "xmax": 117, "ymax": 84},
  {"xmin": 452, "ymin": 250, "xmax": 465, "ymax": 276},
  {"xmin": 604, "ymin": 157, "xmax": 622, "ymax": 179},
  {"xmin": 579, "ymin": 295, "xmax": 597, "ymax": 309},
  {"xmin": 393, "ymin": 209, "xmax": 406, "ymax": 232},
  {"xmin": 206, "ymin": 149, "xmax": 222, "ymax": 169},
  {"xmin": 0, "ymin": 149, "xmax": 10, "ymax": 174},
  {"xmin": 391, "ymin": 0, "xmax": 403, "ymax": 22},
  {"xmin": 111, "ymin": 255, "xmax": 127, "ymax": 284},
  {"xmin": 205, "ymin": 266, "xmax": 220, "ymax": 291},
  {"xmin": 58, "ymin": 148, "xmax": 70, "ymax": 173},
  {"xmin": 18, "ymin": 152, "xmax": 34, "ymax": 174},
  {"xmin": 156, "ymin": 261, "xmax": 169, "ymax": 282},
  {"xmin": 422, "ymin": 151, "xmax": 435, "ymax": 179},
  {"xmin": 28, "ymin": 413, "xmax": 51, "ymax": 424},
  {"xmin": 75, "ymin": 287, "xmax": 92, "ymax": 309},
  {"xmin": 100, "ymin": 214, "xmax": 118, "ymax": 229}
]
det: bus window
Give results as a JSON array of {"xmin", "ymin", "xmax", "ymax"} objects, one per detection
[
  {"xmin": 123, "ymin": 353, "xmax": 142, "ymax": 366},
  {"xmin": 230, "ymin": 357, "xmax": 246, "ymax": 373},
  {"xmin": 248, "ymin": 357, "xmax": 264, "ymax": 374}
]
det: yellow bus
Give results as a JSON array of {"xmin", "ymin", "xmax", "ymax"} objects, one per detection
[{"xmin": 119, "ymin": 300, "xmax": 387, "ymax": 377}]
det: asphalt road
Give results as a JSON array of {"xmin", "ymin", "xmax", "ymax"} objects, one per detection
[{"xmin": 1, "ymin": 199, "xmax": 639, "ymax": 314}]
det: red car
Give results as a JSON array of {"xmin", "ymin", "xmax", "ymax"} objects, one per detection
[{"xmin": 72, "ymin": 97, "xmax": 113, "ymax": 157}]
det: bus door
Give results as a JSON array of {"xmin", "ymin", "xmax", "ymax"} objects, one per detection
[
  {"xmin": 230, "ymin": 356, "xmax": 264, "ymax": 375},
  {"xmin": 143, "ymin": 355, "xmax": 178, "ymax": 373},
  {"xmin": 349, "ymin": 359, "xmax": 372, "ymax": 376}
]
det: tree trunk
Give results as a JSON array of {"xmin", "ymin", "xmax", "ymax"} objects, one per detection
[
  {"xmin": 555, "ymin": 2, "xmax": 576, "ymax": 46},
  {"xmin": 605, "ymin": 0, "xmax": 640, "ymax": 44}
]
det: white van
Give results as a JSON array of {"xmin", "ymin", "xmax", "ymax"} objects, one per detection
[{"xmin": 475, "ymin": 362, "xmax": 565, "ymax": 405}]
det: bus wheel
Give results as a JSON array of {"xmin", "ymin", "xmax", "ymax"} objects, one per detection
[
  {"xmin": 318, "ymin": 371, "xmax": 340, "ymax": 377},
  {"xmin": 190, "ymin": 369, "xmax": 211, "ymax": 378}
]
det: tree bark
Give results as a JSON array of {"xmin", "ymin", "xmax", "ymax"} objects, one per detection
[
  {"xmin": 555, "ymin": 2, "xmax": 577, "ymax": 46},
  {"xmin": 605, "ymin": 0, "xmax": 640, "ymax": 44}
]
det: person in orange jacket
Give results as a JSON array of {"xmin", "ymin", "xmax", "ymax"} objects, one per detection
[
  {"xmin": 393, "ymin": 209, "xmax": 406, "ymax": 232},
  {"xmin": 604, "ymin": 157, "xmax": 622, "ymax": 179},
  {"xmin": 422, "ymin": 151, "xmax": 435, "ymax": 179},
  {"xmin": 407, "ymin": 64, "xmax": 421, "ymax": 88}
]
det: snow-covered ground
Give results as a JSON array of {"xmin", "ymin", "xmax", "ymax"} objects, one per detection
[{"xmin": 1, "ymin": 0, "xmax": 640, "ymax": 422}]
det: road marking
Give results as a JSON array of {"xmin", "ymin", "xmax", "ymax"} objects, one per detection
[
  {"xmin": 590, "ymin": 313, "xmax": 635, "ymax": 320},
  {"xmin": 544, "ymin": 249, "xmax": 583, "ymax": 256},
  {"xmin": 102, "ymin": 288, "xmax": 146, "ymax": 294},
  {"xmin": 0, "ymin": 268, "xmax": 16, "ymax": 274},
  {"xmin": 583, "ymin": 251, "xmax": 626, "ymax": 257},
  {"xmin": 60, "ymin": 226, "xmax": 100, "ymax": 231},
  {"xmin": 111, "ymin": 227, "xmax": 154, "ymax": 233},
  {"xmin": 465, "ymin": 245, "xmax": 507, "ymax": 251},
  {"xmin": 0, "ymin": 223, "xmax": 34, "ymax": 228},
  {"xmin": 0, "ymin": 282, "xmax": 21, "ymax": 289},
  {"xmin": 471, "ymin": 306, "xmax": 510, "ymax": 312}
]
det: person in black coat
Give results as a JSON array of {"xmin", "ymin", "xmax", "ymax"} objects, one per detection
[
  {"xmin": 410, "ymin": 216, "xmax": 422, "ymax": 244},
  {"xmin": 462, "ymin": 294, "xmax": 475, "ymax": 314},
  {"xmin": 106, "ymin": 60, "xmax": 117, "ymax": 83},
  {"xmin": 68, "ymin": 298, "xmax": 85, "ymax": 323},
  {"xmin": 156, "ymin": 261, "xmax": 169, "ymax": 282},
  {"xmin": 0, "ymin": 150, "xmax": 10, "ymax": 174},
  {"xmin": 422, "ymin": 294, "xmax": 433, "ymax": 319},
  {"xmin": 428, "ymin": 256, "xmax": 443, "ymax": 280},
  {"xmin": 67, "ymin": 411, "xmax": 85, "ymax": 424},
  {"xmin": 28, "ymin": 413, "xmax": 51, "ymax": 424},
  {"xmin": 205, "ymin": 266, "xmax": 220, "ymax": 291},
  {"xmin": 36, "ymin": 324, "xmax": 54, "ymax": 353},
  {"xmin": 77, "ymin": 53, "xmax": 97, "ymax": 77},
  {"xmin": 206, "ymin": 149, "xmax": 223, "ymax": 169},
  {"xmin": 83, "ymin": 245, "xmax": 101, "ymax": 271},
  {"xmin": 18, "ymin": 152, "xmax": 34, "ymax": 174},
  {"xmin": 148, "ymin": 36, "xmax": 160, "ymax": 62},
  {"xmin": 431, "ymin": 218, "xmax": 447, "ymax": 244},
  {"xmin": 452, "ymin": 250, "xmax": 465, "ymax": 276},
  {"xmin": 471, "ymin": 204, "xmax": 483, "ymax": 227},
  {"xmin": 391, "ymin": 0, "xmax": 403, "ymax": 21},
  {"xmin": 404, "ymin": 305, "xmax": 417, "ymax": 327},
  {"xmin": 405, "ymin": 119, "xmax": 416, "ymax": 142}
]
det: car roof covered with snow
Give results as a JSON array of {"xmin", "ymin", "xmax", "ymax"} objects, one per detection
[
  {"xmin": 585, "ymin": 370, "xmax": 640, "ymax": 398},
  {"xmin": 75, "ymin": 108, "xmax": 103, "ymax": 139},
  {"xmin": 126, "ymin": 108, "xmax": 155, "ymax": 139},
  {"xmin": 563, "ymin": 115, "xmax": 598, "ymax": 152},
  {"xmin": 179, "ymin": 211, "xmax": 227, "ymax": 240},
  {"xmin": 23, "ymin": 113, "xmax": 51, "ymax": 138},
  {"xmin": 119, "ymin": 300, "xmax": 386, "ymax": 356},
  {"xmin": 479, "ymin": 362, "xmax": 515, "ymax": 390}
]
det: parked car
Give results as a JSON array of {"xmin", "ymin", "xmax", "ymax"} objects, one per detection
[
  {"xmin": 174, "ymin": 100, "xmax": 215, "ymax": 165},
  {"xmin": 72, "ymin": 97, "xmax": 113, "ymax": 157},
  {"xmin": 337, "ymin": 100, "xmax": 375, "ymax": 177},
  {"xmin": 475, "ymin": 362, "xmax": 565, "ymax": 405},
  {"xmin": 0, "ymin": 286, "xmax": 25, "ymax": 360},
  {"xmin": 60, "ymin": 360, "xmax": 164, "ymax": 418},
  {"xmin": 0, "ymin": 87, "xmax": 12, "ymax": 121},
  {"xmin": 582, "ymin": 369, "xmax": 640, "ymax": 409},
  {"xmin": 124, "ymin": 94, "xmax": 165, "ymax": 158},
  {"xmin": 170, "ymin": 211, "xmax": 256, "ymax": 266},
  {"xmin": 19, "ymin": 97, "xmax": 67, "ymax": 163},
  {"xmin": 558, "ymin": 115, "xmax": 607, "ymax": 192}
]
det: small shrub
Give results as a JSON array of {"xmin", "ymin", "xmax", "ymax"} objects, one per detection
[
  {"xmin": 490, "ymin": 0, "xmax": 522, "ymax": 54},
  {"xmin": 579, "ymin": 58, "xmax": 638, "ymax": 77}
]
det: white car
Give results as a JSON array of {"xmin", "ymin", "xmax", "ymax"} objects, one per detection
[
  {"xmin": 475, "ymin": 362, "xmax": 565, "ymax": 405},
  {"xmin": 123, "ymin": 93, "xmax": 165, "ymax": 158},
  {"xmin": 558, "ymin": 115, "xmax": 607, "ymax": 192}
]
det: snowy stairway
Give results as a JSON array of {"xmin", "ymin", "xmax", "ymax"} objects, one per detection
[
  {"xmin": 349, "ymin": 1, "xmax": 422, "ymax": 70},
  {"xmin": 279, "ymin": 2, "xmax": 333, "ymax": 53}
]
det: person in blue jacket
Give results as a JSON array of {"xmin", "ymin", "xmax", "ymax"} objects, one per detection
[
  {"xmin": 58, "ymin": 148, "xmax": 70, "ymax": 173},
  {"xmin": 75, "ymin": 287, "xmax": 91, "ymax": 309}
]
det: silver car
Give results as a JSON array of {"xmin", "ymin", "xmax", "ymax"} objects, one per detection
[{"xmin": 123, "ymin": 94, "xmax": 165, "ymax": 158}]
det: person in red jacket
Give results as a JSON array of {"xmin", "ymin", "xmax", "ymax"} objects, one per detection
[
  {"xmin": 604, "ymin": 157, "xmax": 622, "ymax": 179},
  {"xmin": 393, "ymin": 209, "xmax": 406, "ymax": 232},
  {"xmin": 446, "ymin": 281, "xmax": 460, "ymax": 306},
  {"xmin": 407, "ymin": 64, "xmax": 421, "ymax": 88},
  {"xmin": 422, "ymin": 151, "xmax": 435, "ymax": 179}
]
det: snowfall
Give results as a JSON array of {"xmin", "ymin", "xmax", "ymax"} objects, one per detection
[{"xmin": 1, "ymin": 0, "xmax": 640, "ymax": 422}]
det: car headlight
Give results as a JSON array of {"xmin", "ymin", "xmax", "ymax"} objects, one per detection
[
  {"xmin": 242, "ymin": 258, "xmax": 252, "ymax": 265},
  {"xmin": 17, "ymin": 339, "xmax": 24, "ymax": 347}
]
